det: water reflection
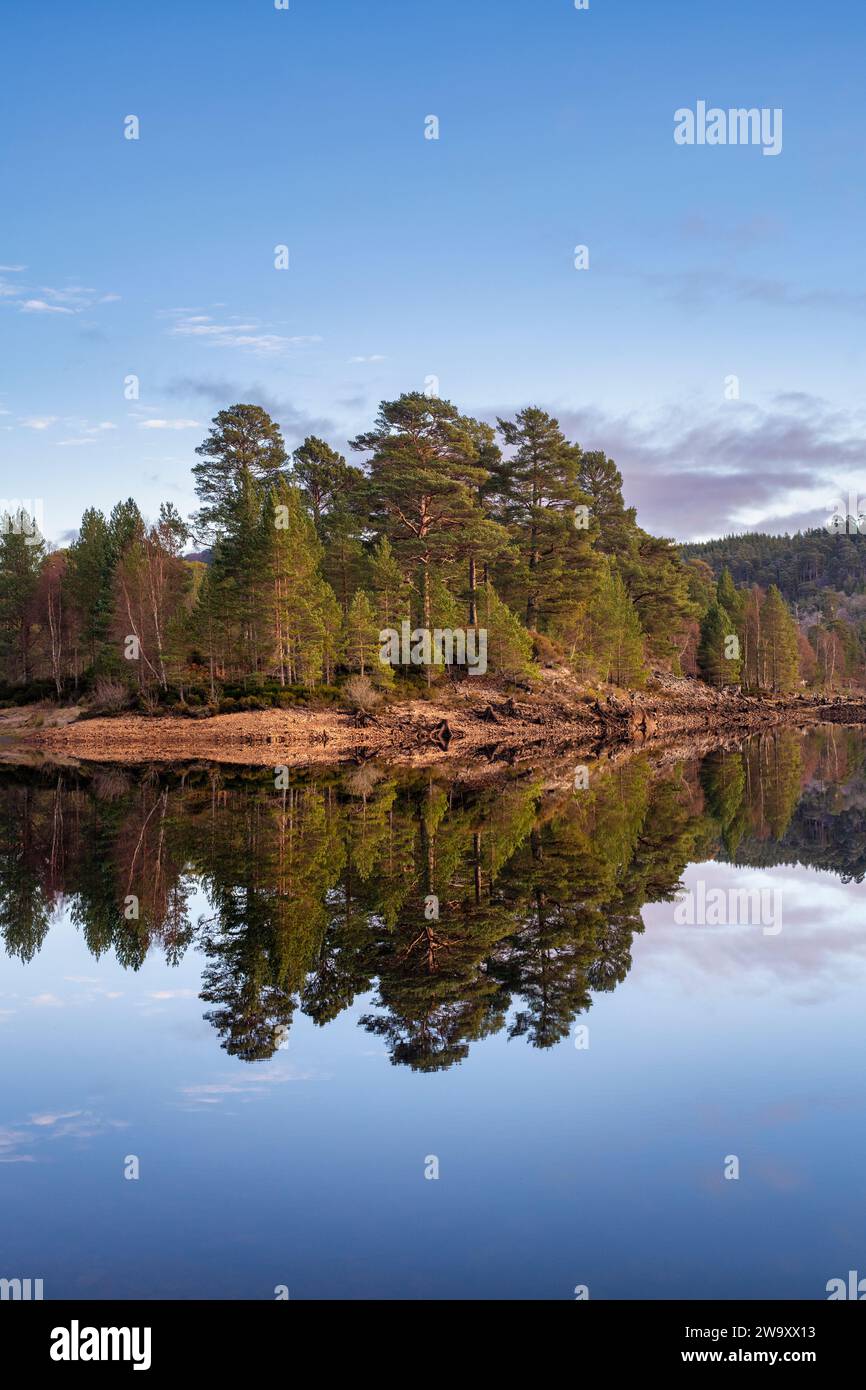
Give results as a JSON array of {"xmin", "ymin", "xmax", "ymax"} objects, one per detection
[{"xmin": 0, "ymin": 726, "xmax": 862, "ymax": 1070}]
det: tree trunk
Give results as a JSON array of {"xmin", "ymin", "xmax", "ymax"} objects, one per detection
[{"xmin": 468, "ymin": 554, "xmax": 478, "ymax": 627}]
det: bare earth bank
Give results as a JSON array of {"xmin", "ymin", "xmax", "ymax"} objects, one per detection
[{"xmin": 5, "ymin": 669, "xmax": 866, "ymax": 771}]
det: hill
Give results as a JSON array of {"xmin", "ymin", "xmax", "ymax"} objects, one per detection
[{"xmin": 680, "ymin": 528, "xmax": 866, "ymax": 607}]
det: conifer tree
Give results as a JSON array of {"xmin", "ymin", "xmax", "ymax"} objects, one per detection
[
  {"xmin": 370, "ymin": 536, "xmax": 413, "ymax": 631},
  {"xmin": 266, "ymin": 484, "xmax": 333, "ymax": 687},
  {"xmin": 577, "ymin": 450, "xmax": 637, "ymax": 558},
  {"xmin": 493, "ymin": 407, "xmax": 598, "ymax": 631},
  {"xmin": 343, "ymin": 589, "xmax": 383, "ymax": 681},
  {"xmin": 698, "ymin": 600, "xmax": 741, "ymax": 688},
  {"xmin": 66, "ymin": 508, "xmax": 114, "ymax": 670},
  {"xmin": 0, "ymin": 509, "xmax": 45, "ymax": 682},
  {"xmin": 481, "ymin": 583, "xmax": 537, "ymax": 682},
  {"xmin": 291, "ymin": 436, "xmax": 355, "ymax": 534},
  {"xmin": 350, "ymin": 393, "xmax": 493, "ymax": 636},
  {"xmin": 717, "ymin": 566, "xmax": 743, "ymax": 624},
  {"xmin": 314, "ymin": 578, "xmax": 343, "ymax": 685},
  {"xmin": 760, "ymin": 585, "xmax": 800, "ymax": 693},
  {"xmin": 597, "ymin": 565, "xmax": 646, "ymax": 688},
  {"xmin": 193, "ymin": 404, "xmax": 288, "ymax": 539}
]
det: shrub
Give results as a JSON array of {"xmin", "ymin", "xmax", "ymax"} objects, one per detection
[
  {"xmin": 342, "ymin": 674, "xmax": 383, "ymax": 714},
  {"xmin": 531, "ymin": 631, "xmax": 562, "ymax": 667},
  {"xmin": 91, "ymin": 678, "xmax": 132, "ymax": 713}
]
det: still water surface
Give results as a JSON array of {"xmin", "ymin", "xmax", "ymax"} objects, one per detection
[{"xmin": 1, "ymin": 726, "xmax": 864, "ymax": 1299}]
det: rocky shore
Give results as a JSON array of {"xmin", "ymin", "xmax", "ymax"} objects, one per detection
[{"xmin": 5, "ymin": 669, "xmax": 866, "ymax": 771}]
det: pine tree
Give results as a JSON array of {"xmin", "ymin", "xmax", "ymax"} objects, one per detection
[
  {"xmin": 620, "ymin": 530, "xmax": 694, "ymax": 668},
  {"xmin": 322, "ymin": 496, "xmax": 368, "ymax": 616},
  {"xmin": 313, "ymin": 577, "xmax": 343, "ymax": 686},
  {"xmin": 266, "ymin": 483, "xmax": 337, "ymax": 687},
  {"xmin": 66, "ymin": 508, "xmax": 113, "ymax": 671},
  {"xmin": 717, "ymin": 566, "xmax": 744, "ymax": 624},
  {"xmin": 351, "ymin": 394, "xmax": 494, "ymax": 637},
  {"xmin": 343, "ymin": 589, "xmax": 384, "ymax": 681},
  {"xmin": 698, "ymin": 601, "xmax": 741, "ymax": 688},
  {"xmin": 186, "ymin": 566, "xmax": 224, "ymax": 699},
  {"xmin": 600, "ymin": 567, "xmax": 646, "ymax": 688},
  {"xmin": 493, "ymin": 407, "xmax": 598, "ymax": 631},
  {"xmin": 577, "ymin": 450, "xmax": 637, "ymax": 558},
  {"xmin": 214, "ymin": 472, "xmax": 272, "ymax": 676},
  {"xmin": 760, "ymin": 585, "xmax": 799, "ymax": 693},
  {"xmin": 370, "ymin": 536, "xmax": 413, "ymax": 631},
  {"xmin": 291, "ymin": 436, "xmax": 357, "ymax": 533},
  {"xmin": 193, "ymin": 404, "xmax": 288, "ymax": 539},
  {"xmin": 481, "ymin": 583, "xmax": 537, "ymax": 682},
  {"xmin": 0, "ymin": 508, "xmax": 46, "ymax": 683}
]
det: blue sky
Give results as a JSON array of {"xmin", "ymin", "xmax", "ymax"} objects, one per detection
[{"xmin": 2, "ymin": 0, "xmax": 865, "ymax": 543}]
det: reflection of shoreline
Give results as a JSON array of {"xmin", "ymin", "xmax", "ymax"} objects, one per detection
[{"xmin": 0, "ymin": 725, "xmax": 863, "ymax": 1068}]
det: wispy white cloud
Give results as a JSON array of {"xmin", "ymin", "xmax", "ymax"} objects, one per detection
[
  {"xmin": 56, "ymin": 421, "xmax": 117, "ymax": 446},
  {"xmin": 0, "ymin": 274, "xmax": 119, "ymax": 314},
  {"xmin": 169, "ymin": 312, "xmax": 321, "ymax": 357},
  {"xmin": 0, "ymin": 1127, "xmax": 36, "ymax": 1164},
  {"xmin": 20, "ymin": 299, "xmax": 74, "ymax": 315},
  {"xmin": 138, "ymin": 418, "xmax": 200, "ymax": 431},
  {"xmin": 349, "ymin": 354, "xmax": 386, "ymax": 363}
]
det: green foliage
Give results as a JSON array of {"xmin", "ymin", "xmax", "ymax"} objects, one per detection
[
  {"xmin": 0, "ymin": 393, "xmax": 841, "ymax": 700},
  {"xmin": 344, "ymin": 589, "xmax": 388, "ymax": 683},
  {"xmin": 193, "ymin": 403, "xmax": 289, "ymax": 538},
  {"xmin": 592, "ymin": 564, "xmax": 646, "ymax": 688},
  {"xmin": 480, "ymin": 583, "xmax": 538, "ymax": 682},
  {"xmin": 698, "ymin": 601, "xmax": 742, "ymax": 688},
  {"xmin": 760, "ymin": 585, "xmax": 800, "ymax": 693},
  {"xmin": 491, "ymin": 407, "xmax": 599, "ymax": 630},
  {"xmin": 0, "ymin": 510, "xmax": 46, "ymax": 682}
]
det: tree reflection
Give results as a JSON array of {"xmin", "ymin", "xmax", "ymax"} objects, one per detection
[{"xmin": 0, "ymin": 724, "xmax": 863, "ymax": 1068}]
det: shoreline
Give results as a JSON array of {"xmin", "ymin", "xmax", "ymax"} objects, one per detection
[{"xmin": 4, "ymin": 670, "xmax": 866, "ymax": 771}]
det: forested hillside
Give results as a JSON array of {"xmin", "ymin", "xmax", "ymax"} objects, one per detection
[
  {"xmin": 1, "ymin": 395, "xmax": 863, "ymax": 707},
  {"xmin": 683, "ymin": 528, "xmax": 866, "ymax": 690},
  {"xmin": 681, "ymin": 528, "xmax": 866, "ymax": 604}
]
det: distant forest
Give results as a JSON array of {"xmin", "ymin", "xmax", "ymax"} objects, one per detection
[
  {"xmin": 681, "ymin": 528, "xmax": 866, "ymax": 605},
  {"xmin": 1, "ymin": 395, "xmax": 865, "ymax": 707}
]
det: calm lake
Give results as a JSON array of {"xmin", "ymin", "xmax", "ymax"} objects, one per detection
[{"xmin": 1, "ymin": 725, "xmax": 864, "ymax": 1300}]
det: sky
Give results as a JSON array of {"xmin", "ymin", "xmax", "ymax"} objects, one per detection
[{"xmin": 2, "ymin": 0, "xmax": 866, "ymax": 545}]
